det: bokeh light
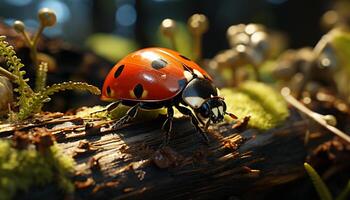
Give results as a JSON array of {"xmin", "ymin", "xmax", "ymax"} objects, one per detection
[
  {"xmin": 115, "ymin": 4, "xmax": 137, "ymax": 27},
  {"xmin": 37, "ymin": 0, "xmax": 71, "ymax": 24},
  {"xmin": 4, "ymin": 0, "xmax": 32, "ymax": 7}
]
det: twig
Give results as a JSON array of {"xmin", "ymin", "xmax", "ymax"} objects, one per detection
[
  {"xmin": 0, "ymin": 66, "xmax": 17, "ymax": 81},
  {"xmin": 281, "ymin": 87, "xmax": 350, "ymax": 144}
]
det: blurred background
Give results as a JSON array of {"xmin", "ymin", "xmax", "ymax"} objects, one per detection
[
  {"xmin": 0, "ymin": 0, "xmax": 333, "ymax": 57},
  {"xmin": 0, "ymin": 0, "xmax": 340, "ymax": 110}
]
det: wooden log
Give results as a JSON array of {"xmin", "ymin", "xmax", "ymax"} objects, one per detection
[{"xmin": 1, "ymin": 109, "xmax": 310, "ymax": 199}]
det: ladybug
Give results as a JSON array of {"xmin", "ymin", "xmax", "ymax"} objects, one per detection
[{"xmin": 101, "ymin": 47, "xmax": 237, "ymax": 144}]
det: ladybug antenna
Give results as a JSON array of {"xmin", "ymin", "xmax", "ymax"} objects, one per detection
[{"xmin": 225, "ymin": 112, "xmax": 238, "ymax": 120}]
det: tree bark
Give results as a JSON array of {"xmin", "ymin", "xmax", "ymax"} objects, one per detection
[{"xmin": 0, "ymin": 109, "xmax": 312, "ymax": 200}]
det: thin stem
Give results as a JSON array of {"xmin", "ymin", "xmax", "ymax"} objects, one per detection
[
  {"xmin": 169, "ymin": 36, "xmax": 177, "ymax": 51},
  {"xmin": 30, "ymin": 46, "xmax": 39, "ymax": 68},
  {"xmin": 31, "ymin": 24, "xmax": 45, "ymax": 68},
  {"xmin": 193, "ymin": 35, "xmax": 202, "ymax": 62},
  {"xmin": 32, "ymin": 24, "xmax": 44, "ymax": 47},
  {"xmin": 21, "ymin": 31, "xmax": 33, "ymax": 48},
  {"xmin": 281, "ymin": 87, "xmax": 350, "ymax": 144},
  {"xmin": 0, "ymin": 66, "xmax": 34, "ymax": 93},
  {"xmin": 0, "ymin": 66, "xmax": 17, "ymax": 81}
]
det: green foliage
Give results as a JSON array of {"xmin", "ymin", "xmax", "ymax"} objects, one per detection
[
  {"xmin": 17, "ymin": 81, "xmax": 100, "ymax": 120},
  {"xmin": 221, "ymin": 81, "xmax": 289, "ymax": 130},
  {"xmin": 0, "ymin": 36, "xmax": 101, "ymax": 121},
  {"xmin": 86, "ymin": 33, "xmax": 139, "ymax": 62},
  {"xmin": 304, "ymin": 162, "xmax": 350, "ymax": 200},
  {"xmin": 0, "ymin": 140, "xmax": 75, "ymax": 200},
  {"xmin": 331, "ymin": 30, "xmax": 350, "ymax": 74},
  {"xmin": 0, "ymin": 36, "xmax": 32, "ymax": 111},
  {"xmin": 336, "ymin": 180, "xmax": 350, "ymax": 200},
  {"xmin": 304, "ymin": 162, "xmax": 333, "ymax": 200},
  {"xmin": 330, "ymin": 30, "xmax": 350, "ymax": 103}
]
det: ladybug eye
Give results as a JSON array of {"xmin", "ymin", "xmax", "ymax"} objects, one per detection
[{"xmin": 198, "ymin": 103, "xmax": 210, "ymax": 118}]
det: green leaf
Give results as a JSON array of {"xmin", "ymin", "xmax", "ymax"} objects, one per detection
[
  {"xmin": 17, "ymin": 81, "xmax": 101, "ymax": 120},
  {"xmin": 336, "ymin": 180, "xmax": 350, "ymax": 200},
  {"xmin": 304, "ymin": 162, "xmax": 333, "ymax": 200}
]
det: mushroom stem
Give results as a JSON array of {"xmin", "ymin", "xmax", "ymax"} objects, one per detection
[
  {"xmin": 193, "ymin": 35, "xmax": 202, "ymax": 63},
  {"xmin": 281, "ymin": 87, "xmax": 350, "ymax": 144},
  {"xmin": 21, "ymin": 31, "xmax": 33, "ymax": 48},
  {"xmin": 187, "ymin": 14, "xmax": 208, "ymax": 62},
  {"xmin": 33, "ymin": 24, "xmax": 44, "ymax": 48},
  {"xmin": 160, "ymin": 19, "xmax": 178, "ymax": 51},
  {"xmin": 169, "ymin": 36, "xmax": 177, "ymax": 52}
]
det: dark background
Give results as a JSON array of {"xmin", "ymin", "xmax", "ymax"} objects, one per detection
[
  {"xmin": 0, "ymin": 0, "xmax": 335, "ymax": 110},
  {"xmin": 0, "ymin": 0, "xmax": 331, "ymax": 58}
]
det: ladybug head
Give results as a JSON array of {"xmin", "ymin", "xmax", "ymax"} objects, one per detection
[{"xmin": 195, "ymin": 97, "xmax": 227, "ymax": 123}]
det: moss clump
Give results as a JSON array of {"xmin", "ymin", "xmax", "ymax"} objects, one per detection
[
  {"xmin": 108, "ymin": 105, "xmax": 167, "ymax": 120},
  {"xmin": 222, "ymin": 81, "xmax": 289, "ymax": 130},
  {"xmin": 0, "ymin": 140, "xmax": 75, "ymax": 200}
]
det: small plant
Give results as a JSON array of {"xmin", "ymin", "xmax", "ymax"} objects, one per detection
[
  {"xmin": 304, "ymin": 162, "xmax": 350, "ymax": 200},
  {"xmin": 0, "ymin": 131, "xmax": 75, "ymax": 200},
  {"xmin": 0, "ymin": 8, "xmax": 101, "ymax": 121}
]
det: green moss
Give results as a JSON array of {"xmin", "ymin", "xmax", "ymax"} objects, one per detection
[
  {"xmin": 221, "ymin": 81, "xmax": 289, "ymax": 130},
  {"xmin": 108, "ymin": 105, "xmax": 167, "ymax": 120},
  {"xmin": 77, "ymin": 105, "xmax": 167, "ymax": 121},
  {"xmin": 0, "ymin": 140, "xmax": 75, "ymax": 200}
]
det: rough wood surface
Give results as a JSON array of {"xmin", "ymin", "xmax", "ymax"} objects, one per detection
[{"xmin": 0, "ymin": 109, "xmax": 311, "ymax": 200}]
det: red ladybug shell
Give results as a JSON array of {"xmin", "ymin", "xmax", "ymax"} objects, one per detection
[{"xmin": 101, "ymin": 47, "xmax": 212, "ymax": 102}]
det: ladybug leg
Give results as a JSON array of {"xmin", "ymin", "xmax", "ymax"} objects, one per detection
[
  {"xmin": 161, "ymin": 106, "xmax": 174, "ymax": 145},
  {"xmin": 90, "ymin": 101, "xmax": 120, "ymax": 116},
  {"xmin": 105, "ymin": 101, "xmax": 122, "ymax": 112},
  {"xmin": 111, "ymin": 103, "xmax": 140, "ymax": 129},
  {"xmin": 204, "ymin": 119, "xmax": 211, "ymax": 132},
  {"xmin": 175, "ymin": 105, "xmax": 209, "ymax": 144}
]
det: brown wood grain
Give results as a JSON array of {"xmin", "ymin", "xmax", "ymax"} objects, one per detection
[{"xmin": 0, "ymin": 109, "xmax": 310, "ymax": 200}]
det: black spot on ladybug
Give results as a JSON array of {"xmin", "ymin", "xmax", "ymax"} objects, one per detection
[
  {"xmin": 151, "ymin": 59, "xmax": 167, "ymax": 70},
  {"xmin": 106, "ymin": 86, "xmax": 112, "ymax": 96},
  {"xmin": 114, "ymin": 65, "xmax": 124, "ymax": 78},
  {"xmin": 179, "ymin": 54, "xmax": 191, "ymax": 61},
  {"xmin": 133, "ymin": 84, "xmax": 144, "ymax": 99}
]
